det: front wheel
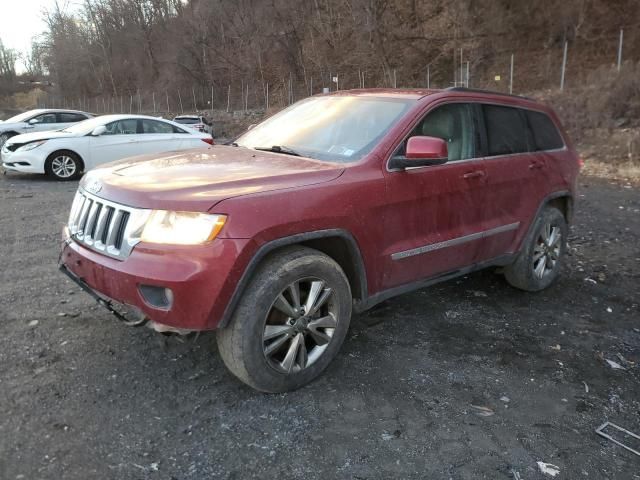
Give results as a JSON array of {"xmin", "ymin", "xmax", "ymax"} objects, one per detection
[
  {"xmin": 217, "ymin": 246, "xmax": 352, "ymax": 392},
  {"xmin": 45, "ymin": 151, "xmax": 82, "ymax": 181},
  {"xmin": 504, "ymin": 206, "xmax": 568, "ymax": 291},
  {"xmin": 0, "ymin": 132, "xmax": 14, "ymax": 149}
]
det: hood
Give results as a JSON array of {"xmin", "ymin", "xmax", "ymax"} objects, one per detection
[
  {"xmin": 6, "ymin": 130, "xmax": 76, "ymax": 145},
  {"xmin": 82, "ymin": 145, "xmax": 345, "ymax": 211}
]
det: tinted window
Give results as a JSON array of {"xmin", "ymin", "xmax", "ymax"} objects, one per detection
[
  {"xmin": 104, "ymin": 119, "xmax": 139, "ymax": 135},
  {"xmin": 526, "ymin": 110, "xmax": 564, "ymax": 151},
  {"xmin": 142, "ymin": 119, "xmax": 174, "ymax": 134},
  {"xmin": 483, "ymin": 105, "xmax": 528, "ymax": 156},
  {"xmin": 32, "ymin": 113, "xmax": 57, "ymax": 124},
  {"xmin": 174, "ymin": 117, "xmax": 200, "ymax": 125},
  {"xmin": 58, "ymin": 113, "xmax": 87, "ymax": 123},
  {"xmin": 403, "ymin": 103, "xmax": 476, "ymax": 161}
]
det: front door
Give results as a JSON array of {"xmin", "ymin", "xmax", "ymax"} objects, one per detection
[
  {"xmin": 88, "ymin": 118, "xmax": 140, "ymax": 168},
  {"xmin": 381, "ymin": 102, "xmax": 487, "ymax": 289}
]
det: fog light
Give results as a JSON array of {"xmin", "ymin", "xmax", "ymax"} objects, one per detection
[{"xmin": 139, "ymin": 285, "xmax": 173, "ymax": 309}]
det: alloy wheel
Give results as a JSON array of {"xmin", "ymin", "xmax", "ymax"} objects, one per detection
[
  {"xmin": 532, "ymin": 222, "xmax": 562, "ymax": 279},
  {"xmin": 262, "ymin": 277, "xmax": 338, "ymax": 374},
  {"xmin": 51, "ymin": 155, "xmax": 76, "ymax": 178}
]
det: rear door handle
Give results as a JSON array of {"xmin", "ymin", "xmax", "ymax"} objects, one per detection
[{"xmin": 463, "ymin": 170, "xmax": 485, "ymax": 179}]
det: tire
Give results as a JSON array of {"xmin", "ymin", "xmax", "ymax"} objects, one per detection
[
  {"xmin": 45, "ymin": 151, "xmax": 83, "ymax": 181},
  {"xmin": 0, "ymin": 132, "xmax": 15, "ymax": 149},
  {"xmin": 217, "ymin": 246, "xmax": 352, "ymax": 392},
  {"xmin": 504, "ymin": 206, "xmax": 568, "ymax": 291}
]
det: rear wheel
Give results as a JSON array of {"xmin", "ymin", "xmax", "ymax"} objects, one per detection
[
  {"xmin": 504, "ymin": 206, "xmax": 568, "ymax": 291},
  {"xmin": 217, "ymin": 246, "xmax": 352, "ymax": 392},
  {"xmin": 45, "ymin": 151, "xmax": 82, "ymax": 181}
]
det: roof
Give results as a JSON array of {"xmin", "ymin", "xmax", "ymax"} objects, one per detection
[{"xmin": 326, "ymin": 88, "xmax": 439, "ymax": 99}]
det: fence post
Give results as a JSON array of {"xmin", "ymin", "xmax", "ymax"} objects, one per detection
[
  {"xmin": 129, "ymin": 95, "xmax": 133, "ymax": 114},
  {"xmin": 465, "ymin": 61, "xmax": 469, "ymax": 87},
  {"xmin": 165, "ymin": 91, "xmax": 169, "ymax": 113},
  {"xmin": 427, "ymin": 65, "xmax": 430, "ymax": 89},
  {"xmin": 152, "ymin": 92, "xmax": 156, "ymax": 113},
  {"xmin": 226, "ymin": 85, "xmax": 230, "ymax": 112},
  {"xmin": 509, "ymin": 53, "xmax": 514, "ymax": 94},
  {"xmin": 266, "ymin": 82, "xmax": 269, "ymax": 110},
  {"xmin": 560, "ymin": 40, "xmax": 568, "ymax": 91},
  {"xmin": 211, "ymin": 86, "xmax": 214, "ymax": 111},
  {"xmin": 617, "ymin": 28, "xmax": 624, "ymax": 71},
  {"xmin": 178, "ymin": 89, "xmax": 184, "ymax": 113},
  {"xmin": 192, "ymin": 87, "xmax": 197, "ymax": 111}
]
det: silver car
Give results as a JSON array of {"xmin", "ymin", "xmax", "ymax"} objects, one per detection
[
  {"xmin": 172, "ymin": 115, "xmax": 213, "ymax": 136},
  {"xmin": 0, "ymin": 109, "xmax": 93, "ymax": 148}
]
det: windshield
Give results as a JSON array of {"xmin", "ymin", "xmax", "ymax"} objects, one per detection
[
  {"xmin": 235, "ymin": 96, "xmax": 415, "ymax": 163},
  {"xmin": 59, "ymin": 117, "xmax": 110, "ymax": 134},
  {"xmin": 4, "ymin": 111, "xmax": 38, "ymax": 123},
  {"xmin": 175, "ymin": 117, "xmax": 200, "ymax": 124}
]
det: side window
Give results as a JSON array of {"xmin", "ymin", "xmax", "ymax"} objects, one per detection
[
  {"xmin": 526, "ymin": 110, "xmax": 564, "ymax": 151},
  {"xmin": 58, "ymin": 113, "xmax": 88, "ymax": 123},
  {"xmin": 31, "ymin": 113, "xmax": 57, "ymax": 124},
  {"xmin": 403, "ymin": 103, "xmax": 476, "ymax": 161},
  {"xmin": 104, "ymin": 119, "xmax": 139, "ymax": 135},
  {"xmin": 482, "ymin": 105, "xmax": 529, "ymax": 156},
  {"xmin": 142, "ymin": 119, "xmax": 175, "ymax": 134}
]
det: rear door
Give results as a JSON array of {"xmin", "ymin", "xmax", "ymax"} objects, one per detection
[
  {"xmin": 382, "ymin": 102, "xmax": 487, "ymax": 289},
  {"xmin": 57, "ymin": 112, "xmax": 89, "ymax": 130},
  {"xmin": 475, "ymin": 104, "xmax": 540, "ymax": 261},
  {"xmin": 139, "ymin": 119, "xmax": 184, "ymax": 153}
]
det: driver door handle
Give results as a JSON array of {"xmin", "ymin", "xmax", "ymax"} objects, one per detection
[{"xmin": 463, "ymin": 170, "xmax": 485, "ymax": 179}]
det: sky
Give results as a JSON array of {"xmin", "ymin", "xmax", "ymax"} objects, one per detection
[{"xmin": 0, "ymin": 0, "xmax": 78, "ymax": 55}]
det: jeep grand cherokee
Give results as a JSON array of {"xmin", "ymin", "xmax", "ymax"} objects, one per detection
[{"xmin": 59, "ymin": 88, "xmax": 580, "ymax": 392}]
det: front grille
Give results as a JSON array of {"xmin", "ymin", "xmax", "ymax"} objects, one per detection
[{"xmin": 67, "ymin": 189, "xmax": 149, "ymax": 260}]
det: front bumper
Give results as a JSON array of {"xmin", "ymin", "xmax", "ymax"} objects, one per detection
[
  {"xmin": 60, "ymin": 229, "xmax": 251, "ymax": 331},
  {"xmin": 1, "ymin": 149, "xmax": 46, "ymax": 174}
]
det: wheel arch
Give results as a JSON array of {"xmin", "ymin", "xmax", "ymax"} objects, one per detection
[
  {"xmin": 519, "ymin": 190, "xmax": 573, "ymax": 254},
  {"xmin": 217, "ymin": 229, "xmax": 367, "ymax": 329}
]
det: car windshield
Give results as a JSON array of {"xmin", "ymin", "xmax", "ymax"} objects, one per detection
[
  {"xmin": 175, "ymin": 117, "xmax": 200, "ymax": 124},
  {"xmin": 235, "ymin": 95, "xmax": 416, "ymax": 163},
  {"xmin": 59, "ymin": 117, "xmax": 110, "ymax": 134},
  {"xmin": 4, "ymin": 111, "xmax": 38, "ymax": 123}
]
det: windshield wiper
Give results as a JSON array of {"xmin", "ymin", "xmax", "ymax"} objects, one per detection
[{"xmin": 253, "ymin": 145, "xmax": 302, "ymax": 157}]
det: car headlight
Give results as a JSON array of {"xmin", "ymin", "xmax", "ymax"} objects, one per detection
[
  {"xmin": 17, "ymin": 140, "xmax": 47, "ymax": 151},
  {"xmin": 140, "ymin": 211, "xmax": 227, "ymax": 245}
]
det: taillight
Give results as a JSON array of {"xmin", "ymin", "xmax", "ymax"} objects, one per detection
[
  {"xmin": 578, "ymin": 157, "xmax": 585, "ymax": 168},
  {"xmin": 201, "ymin": 138, "xmax": 214, "ymax": 145}
]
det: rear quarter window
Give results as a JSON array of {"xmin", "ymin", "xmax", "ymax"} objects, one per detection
[
  {"xmin": 526, "ymin": 110, "xmax": 564, "ymax": 151},
  {"xmin": 482, "ymin": 104, "xmax": 529, "ymax": 156}
]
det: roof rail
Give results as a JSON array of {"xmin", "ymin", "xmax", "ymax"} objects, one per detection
[{"xmin": 445, "ymin": 87, "xmax": 533, "ymax": 101}]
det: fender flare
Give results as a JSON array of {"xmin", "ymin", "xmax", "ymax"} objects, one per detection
[
  {"xmin": 216, "ymin": 229, "xmax": 367, "ymax": 329},
  {"xmin": 520, "ymin": 190, "xmax": 573, "ymax": 252}
]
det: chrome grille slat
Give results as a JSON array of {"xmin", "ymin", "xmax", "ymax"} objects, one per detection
[{"xmin": 67, "ymin": 188, "xmax": 150, "ymax": 261}]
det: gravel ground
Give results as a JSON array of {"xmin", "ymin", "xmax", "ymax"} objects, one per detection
[{"xmin": 0, "ymin": 172, "xmax": 638, "ymax": 480}]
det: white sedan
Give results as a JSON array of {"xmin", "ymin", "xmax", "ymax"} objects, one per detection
[{"xmin": 1, "ymin": 115, "xmax": 214, "ymax": 180}]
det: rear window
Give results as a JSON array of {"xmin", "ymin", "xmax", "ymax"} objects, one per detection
[
  {"xmin": 482, "ymin": 105, "xmax": 529, "ymax": 156},
  {"xmin": 526, "ymin": 110, "xmax": 564, "ymax": 151},
  {"xmin": 58, "ymin": 113, "xmax": 88, "ymax": 123},
  {"xmin": 174, "ymin": 117, "xmax": 199, "ymax": 124}
]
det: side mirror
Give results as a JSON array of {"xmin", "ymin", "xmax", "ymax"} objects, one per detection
[
  {"xmin": 247, "ymin": 124, "xmax": 256, "ymax": 131},
  {"xmin": 28, "ymin": 118, "xmax": 39, "ymax": 125},
  {"xmin": 91, "ymin": 125, "xmax": 107, "ymax": 136},
  {"xmin": 389, "ymin": 136, "xmax": 448, "ymax": 170}
]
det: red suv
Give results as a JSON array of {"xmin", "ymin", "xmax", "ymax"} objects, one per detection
[{"xmin": 60, "ymin": 88, "xmax": 580, "ymax": 392}]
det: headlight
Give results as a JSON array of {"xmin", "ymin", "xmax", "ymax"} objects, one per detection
[
  {"xmin": 140, "ymin": 211, "xmax": 227, "ymax": 245},
  {"xmin": 17, "ymin": 140, "xmax": 47, "ymax": 151}
]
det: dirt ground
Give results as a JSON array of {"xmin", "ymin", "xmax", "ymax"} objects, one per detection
[{"xmin": 0, "ymin": 172, "xmax": 638, "ymax": 480}]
